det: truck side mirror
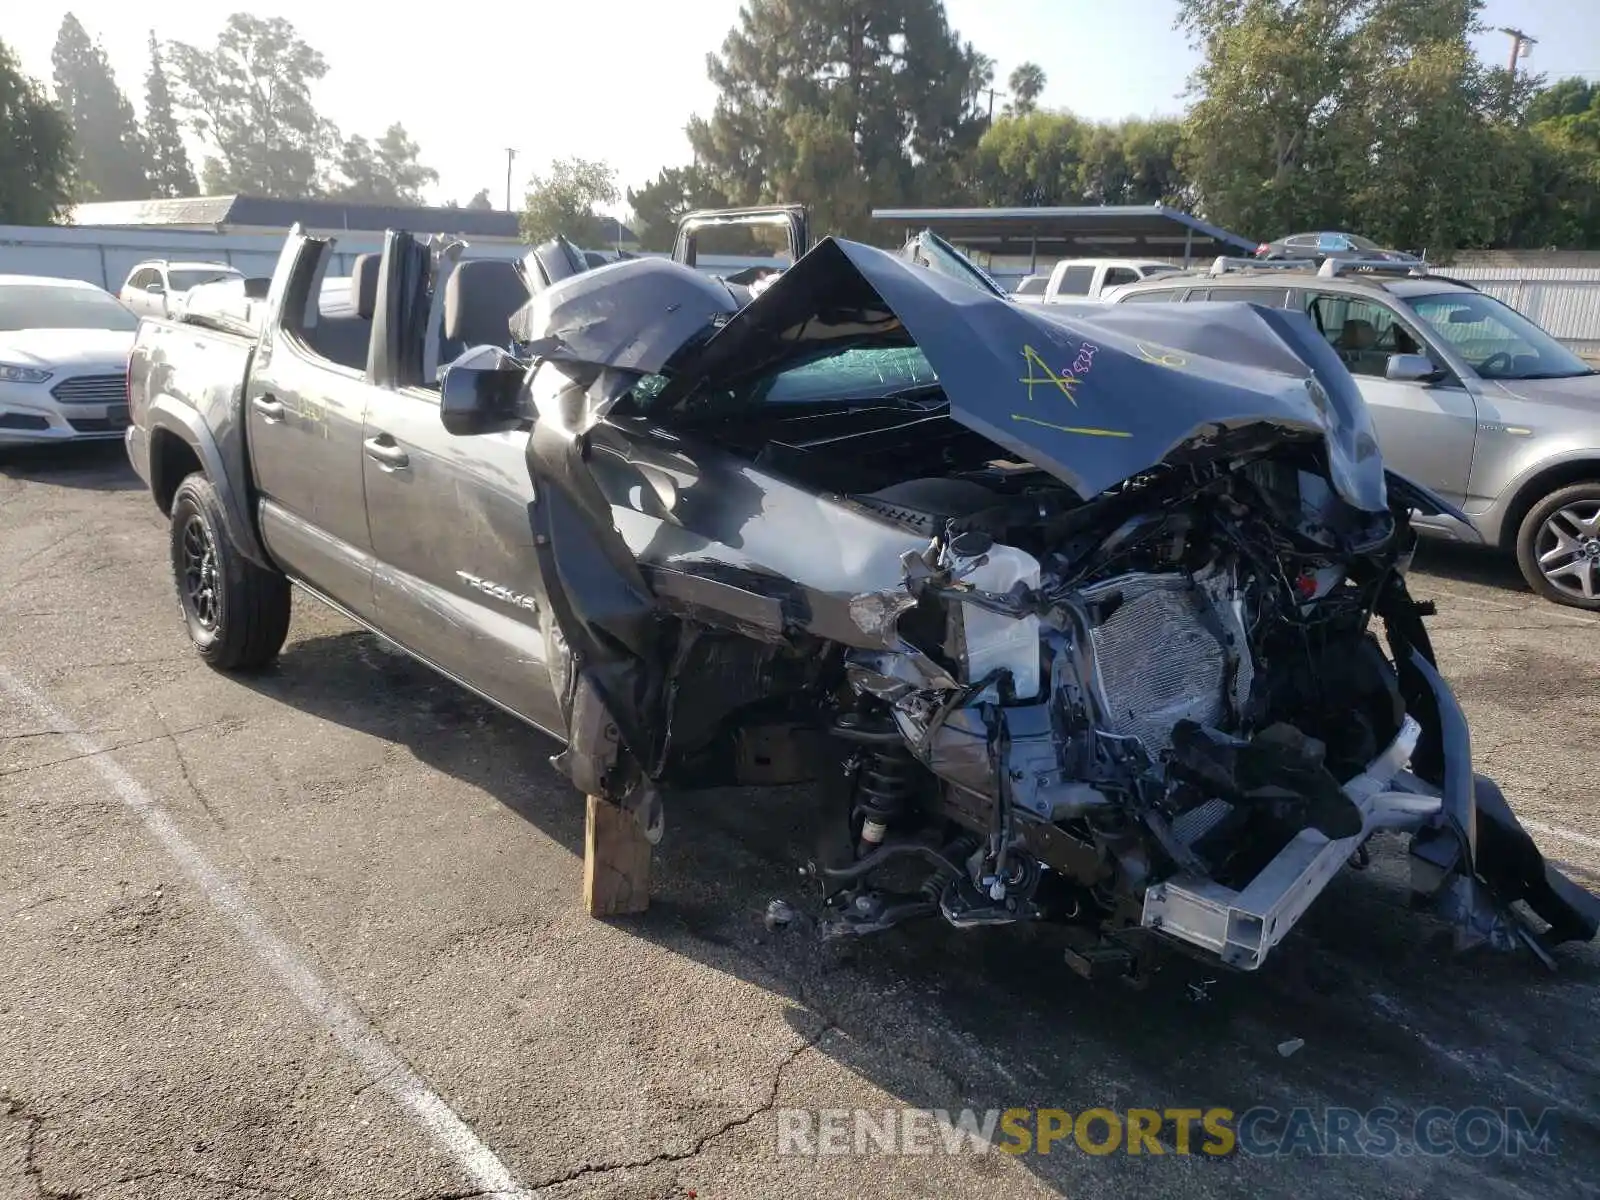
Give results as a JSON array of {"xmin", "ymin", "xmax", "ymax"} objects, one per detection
[{"xmin": 439, "ymin": 351, "xmax": 528, "ymax": 436}]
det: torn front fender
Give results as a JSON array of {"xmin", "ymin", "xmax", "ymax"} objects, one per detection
[
  {"xmin": 1405, "ymin": 648, "xmax": 1600, "ymax": 948},
  {"xmin": 523, "ymin": 361, "xmax": 666, "ymax": 795}
]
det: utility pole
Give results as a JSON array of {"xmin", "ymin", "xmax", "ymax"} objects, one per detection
[
  {"xmin": 981, "ymin": 85, "xmax": 1007, "ymax": 122},
  {"xmin": 504, "ymin": 148, "xmax": 517, "ymax": 212},
  {"xmin": 1499, "ymin": 26, "xmax": 1536, "ymax": 82}
]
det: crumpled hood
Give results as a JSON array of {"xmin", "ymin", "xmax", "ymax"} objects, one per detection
[{"xmin": 664, "ymin": 238, "xmax": 1389, "ymax": 511}]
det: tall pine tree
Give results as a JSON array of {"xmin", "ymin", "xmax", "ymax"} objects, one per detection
[
  {"xmin": 168, "ymin": 14, "xmax": 336, "ymax": 198},
  {"xmin": 51, "ymin": 13, "xmax": 149, "ymax": 201},
  {"xmin": 0, "ymin": 38, "xmax": 76, "ymax": 223},
  {"xmin": 143, "ymin": 32, "xmax": 195, "ymax": 197},
  {"xmin": 686, "ymin": 0, "xmax": 991, "ymax": 239}
]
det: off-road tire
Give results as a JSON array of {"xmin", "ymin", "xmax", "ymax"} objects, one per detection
[
  {"xmin": 169, "ymin": 472, "xmax": 291, "ymax": 669},
  {"xmin": 1514, "ymin": 480, "xmax": 1600, "ymax": 611}
]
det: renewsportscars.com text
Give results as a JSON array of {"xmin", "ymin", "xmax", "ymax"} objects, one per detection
[{"xmin": 775, "ymin": 1106, "xmax": 1560, "ymax": 1159}]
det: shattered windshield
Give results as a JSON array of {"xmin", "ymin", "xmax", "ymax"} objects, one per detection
[{"xmin": 758, "ymin": 345, "xmax": 938, "ymax": 404}]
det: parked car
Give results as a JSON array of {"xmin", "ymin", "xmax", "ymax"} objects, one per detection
[
  {"xmin": 1255, "ymin": 231, "xmax": 1422, "ymax": 264},
  {"xmin": 119, "ymin": 260, "xmax": 244, "ymax": 319},
  {"xmin": 1105, "ymin": 257, "xmax": 1600, "ymax": 609},
  {"xmin": 123, "ymin": 212, "xmax": 1594, "ymax": 980},
  {"xmin": 0, "ymin": 275, "xmax": 137, "ymax": 448},
  {"xmin": 1012, "ymin": 273, "xmax": 1049, "ymax": 300},
  {"xmin": 1011, "ymin": 257, "xmax": 1184, "ymax": 305}
]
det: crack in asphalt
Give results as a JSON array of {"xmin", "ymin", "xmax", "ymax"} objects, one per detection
[
  {"xmin": 0, "ymin": 532, "xmax": 76, "ymax": 597},
  {"xmin": 153, "ymin": 707, "xmax": 230, "ymax": 833},
  {"xmin": 0, "ymin": 722, "xmax": 228, "ymax": 781},
  {"xmin": 522, "ymin": 1022, "xmax": 837, "ymax": 1194}
]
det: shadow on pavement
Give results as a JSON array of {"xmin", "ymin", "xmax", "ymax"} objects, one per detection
[
  {"xmin": 1413, "ymin": 539, "xmax": 1531, "ymax": 596},
  {"xmin": 0, "ymin": 441, "xmax": 140, "ymax": 492},
  {"xmin": 237, "ymin": 627, "xmax": 1600, "ymax": 1197}
]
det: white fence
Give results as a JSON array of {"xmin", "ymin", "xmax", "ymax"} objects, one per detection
[{"xmin": 1438, "ymin": 264, "xmax": 1600, "ymax": 359}]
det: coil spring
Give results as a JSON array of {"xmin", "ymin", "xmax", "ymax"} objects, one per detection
[{"xmin": 831, "ymin": 709, "xmax": 919, "ymax": 844}]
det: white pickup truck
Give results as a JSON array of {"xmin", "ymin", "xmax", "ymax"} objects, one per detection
[{"xmin": 1012, "ymin": 257, "xmax": 1182, "ymax": 305}]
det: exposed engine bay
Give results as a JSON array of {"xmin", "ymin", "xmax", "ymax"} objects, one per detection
[{"xmin": 437, "ymin": 227, "xmax": 1600, "ymax": 978}]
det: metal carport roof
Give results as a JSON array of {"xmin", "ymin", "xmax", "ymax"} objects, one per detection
[{"xmin": 871, "ymin": 204, "xmax": 1257, "ymax": 267}]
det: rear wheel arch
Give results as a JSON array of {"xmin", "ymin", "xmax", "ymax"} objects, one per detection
[
  {"xmin": 143, "ymin": 401, "xmax": 273, "ymax": 570},
  {"xmin": 149, "ymin": 425, "xmax": 204, "ymax": 515}
]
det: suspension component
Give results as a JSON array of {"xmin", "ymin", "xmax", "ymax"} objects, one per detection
[{"xmin": 832, "ymin": 707, "xmax": 921, "ymax": 853}]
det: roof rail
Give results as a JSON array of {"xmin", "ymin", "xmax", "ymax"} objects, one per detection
[
  {"xmin": 1208, "ymin": 255, "xmax": 1319, "ymax": 276},
  {"xmin": 1316, "ymin": 257, "xmax": 1429, "ymax": 278}
]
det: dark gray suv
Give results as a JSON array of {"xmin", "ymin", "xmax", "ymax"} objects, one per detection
[{"xmin": 1107, "ymin": 262, "xmax": 1600, "ymax": 609}]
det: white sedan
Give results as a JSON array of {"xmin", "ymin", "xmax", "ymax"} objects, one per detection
[{"xmin": 0, "ymin": 275, "xmax": 139, "ymax": 447}]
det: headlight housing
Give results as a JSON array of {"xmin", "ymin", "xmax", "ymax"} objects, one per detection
[{"xmin": 0, "ymin": 363, "xmax": 53, "ymax": 384}]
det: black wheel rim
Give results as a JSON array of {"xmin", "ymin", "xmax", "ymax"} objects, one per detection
[{"xmin": 181, "ymin": 513, "xmax": 220, "ymax": 630}]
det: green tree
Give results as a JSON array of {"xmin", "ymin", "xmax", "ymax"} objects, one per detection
[
  {"xmin": 0, "ymin": 39, "xmax": 76, "ymax": 223},
  {"xmin": 520, "ymin": 157, "xmax": 618, "ymax": 246},
  {"xmin": 168, "ymin": 14, "xmax": 336, "ymax": 197},
  {"xmin": 625, "ymin": 164, "xmax": 731, "ymax": 251},
  {"xmin": 143, "ymin": 32, "xmax": 195, "ymax": 198},
  {"xmin": 51, "ymin": 14, "xmax": 148, "ymax": 201},
  {"xmin": 1526, "ymin": 77, "xmax": 1595, "ymax": 125},
  {"xmin": 1006, "ymin": 62, "xmax": 1047, "ymax": 116},
  {"xmin": 686, "ymin": 0, "xmax": 991, "ymax": 238},
  {"xmin": 1175, "ymin": 0, "xmax": 1362, "ymax": 240},
  {"xmin": 1176, "ymin": 0, "xmax": 1515, "ymax": 253},
  {"xmin": 1080, "ymin": 117, "xmax": 1189, "ymax": 205},
  {"xmin": 465, "ymin": 188, "xmax": 494, "ymax": 210},
  {"xmin": 968, "ymin": 110, "xmax": 1090, "ymax": 206},
  {"xmin": 966, "ymin": 111, "xmax": 1188, "ymax": 208},
  {"xmin": 1506, "ymin": 76, "xmax": 1600, "ymax": 248},
  {"xmin": 329, "ymin": 123, "xmax": 437, "ymax": 204}
]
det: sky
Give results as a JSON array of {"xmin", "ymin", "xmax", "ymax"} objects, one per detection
[{"xmin": 8, "ymin": 0, "xmax": 1600, "ymax": 215}]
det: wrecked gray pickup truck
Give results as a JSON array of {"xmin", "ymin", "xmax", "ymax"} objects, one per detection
[{"xmin": 129, "ymin": 207, "xmax": 1598, "ymax": 980}]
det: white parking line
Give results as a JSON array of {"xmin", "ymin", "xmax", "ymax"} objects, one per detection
[
  {"xmin": 1524, "ymin": 819, "xmax": 1600, "ymax": 855},
  {"xmin": 1422, "ymin": 585, "xmax": 1521, "ymax": 611},
  {"xmin": 0, "ymin": 667, "xmax": 530, "ymax": 1200}
]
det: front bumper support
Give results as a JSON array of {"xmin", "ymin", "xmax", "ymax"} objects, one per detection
[
  {"xmin": 1142, "ymin": 651, "xmax": 1600, "ymax": 969},
  {"xmin": 1141, "ymin": 717, "xmax": 1426, "ymax": 970}
]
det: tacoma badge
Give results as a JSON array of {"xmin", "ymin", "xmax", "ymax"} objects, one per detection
[{"xmin": 456, "ymin": 571, "xmax": 539, "ymax": 614}]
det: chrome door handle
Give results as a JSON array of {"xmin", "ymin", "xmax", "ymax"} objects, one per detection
[
  {"xmin": 252, "ymin": 394, "xmax": 284, "ymax": 422},
  {"xmin": 364, "ymin": 435, "xmax": 410, "ymax": 471}
]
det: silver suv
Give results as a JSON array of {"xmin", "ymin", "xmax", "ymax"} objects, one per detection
[{"xmin": 1107, "ymin": 260, "xmax": 1600, "ymax": 609}]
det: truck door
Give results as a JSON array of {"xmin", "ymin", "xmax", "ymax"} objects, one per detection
[
  {"xmin": 361, "ymin": 244, "xmax": 566, "ymax": 735},
  {"xmin": 244, "ymin": 231, "xmax": 382, "ymax": 619}
]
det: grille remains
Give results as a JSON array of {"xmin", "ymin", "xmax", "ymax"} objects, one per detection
[{"xmin": 50, "ymin": 374, "xmax": 127, "ymax": 405}]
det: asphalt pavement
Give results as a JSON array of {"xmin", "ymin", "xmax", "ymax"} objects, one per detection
[{"xmin": 1, "ymin": 442, "xmax": 1597, "ymax": 1200}]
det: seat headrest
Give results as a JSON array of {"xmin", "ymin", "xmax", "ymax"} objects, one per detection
[
  {"xmin": 1340, "ymin": 318, "xmax": 1377, "ymax": 349},
  {"xmin": 444, "ymin": 260, "xmax": 530, "ymax": 347},
  {"xmin": 523, "ymin": 237, "xmax": 590, "ymax": 294},
  {"xmin": 351, "ymin": 254, "xmax": 380, "ymax": 320}
]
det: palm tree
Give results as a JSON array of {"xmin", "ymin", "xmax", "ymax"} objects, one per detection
[{"xmin": 1007, "ymin": 62, "xmax": 1047, "ymax": 116}]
